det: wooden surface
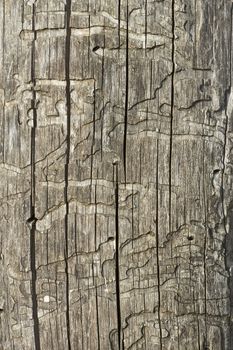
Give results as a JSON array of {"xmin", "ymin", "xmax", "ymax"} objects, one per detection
[{"xmin": 0, "ymin": 0, "xmax": 233, "ymax": 349}]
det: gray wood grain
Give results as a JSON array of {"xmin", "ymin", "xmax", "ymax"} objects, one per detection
[{"xmin": 0, "ymin": 0, "xmax": 233, "ymax": 349}]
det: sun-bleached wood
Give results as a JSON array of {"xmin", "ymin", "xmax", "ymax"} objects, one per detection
[{"xmin": 0, "ymin": 0, "xmax": 233, "ymax": 349}]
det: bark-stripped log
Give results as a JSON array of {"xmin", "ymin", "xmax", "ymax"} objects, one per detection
[{"xmin": 0, "ymin": 0, "xmax": 233, "ymax": 349}]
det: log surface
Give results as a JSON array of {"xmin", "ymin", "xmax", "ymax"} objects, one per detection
[{"xmin": 0, "ymin": 0, "xmax": 233, "ymax": 349}]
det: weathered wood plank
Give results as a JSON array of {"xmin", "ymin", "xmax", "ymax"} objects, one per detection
[{"xmin": 0, "ymin": 0, "xmax": 233, "ymax": 349}]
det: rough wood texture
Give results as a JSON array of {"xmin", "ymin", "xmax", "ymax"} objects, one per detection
[{"xmin": 0, "ymin": 0, "xmax": 233, "ymax": 349}]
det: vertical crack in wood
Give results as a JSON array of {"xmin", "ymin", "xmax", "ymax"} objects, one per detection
[
  {"xmin": 90, "ymin": 81, "xmax": 96, "ymax": 186},
  {"xmin": 131, "ymin": 185, "xmax": 134, "ymax": 240},
  {"xmin": 64, "ymin": 1, "xmax": 72, "ymax": 349},
  {"xmin": 102, "ymin": 25, "xmax": 106, "ymax": 90},
  {"xmin": 144, "ymin": 0, "xmax": 147, "ymax": 53},
  {"xmin": 169, "ymin": 0, "xmax": 175, "ymax": 235},
  {"xmin": 196, "ymin": 312, "xmax": 201, "ymax": 350},
  {"xmin": 222, "ymin": 20, "xmax": 231, "ymax": 239},
  {"xmin": 225, "ymin": 5, "xmax": 233, "ymax": 348},
  {"xmin": 94, "ymin": 184, "xmax": 97, "ymax": 251},
  {"xmin": 80, "ymin": 297, "xmax": 84, "ymax": 349},
  {"xmin": 93, "ymin": 183, "xmax": 100, "ymax": 350},
  {"xmin": 30, "ymin": 3, "xmax": 40, "ymax": 350},
  {"xmin": 118, "ymin": 0, "xmax": 121, "ymax": 46},
  {"xmin": 2, "ymin": 0, "xmax": 5, "ymax": 161},
  {"xmin": 155, "ymin": 139, "xmax": 163, "ymax": 350},
  {"xmin": 100, "ymin": 28, "xmax": 105, "ymax": 161},
  {"xmin": 95, "ymin": 280, "xmax": 101, "ymax": 350},
  {"xmin": 230, "ymin": 8, "xmax": 233, "ymax": 349},
  {"xmin": 114, "ymin": 163, "xmax": 123, "ymax": 350},
  {"xmin": 74, "ymin": 214, "xmax": 77, "ymax": 254},
  {"xmin": 100, "ymin": 104, "xmax": 103, "ymax": 161},
  {"xmin": 88, "ymin": 14, "xmax": 91, "ymax": 73},
  {"xmin": 123, "ymin": 1, "xmax": 129, "ymax": 183},
  {"xmin": 202, "ymin": 140, "xmax": 208, "ymax": 347},
  {"xmin": 150, "ymin": 60, "xmax": 153, "ymax": 100},
  {"xmin": 21, "ymin": 0, "xmax": 24, "ymax": 26},
  {"xmin": 139, "ymin": 144, "xmax": 142, "ymax": 184},
  {"xmin": 46, "ymin": 160, "xmax": 49, "ymax": 266}
]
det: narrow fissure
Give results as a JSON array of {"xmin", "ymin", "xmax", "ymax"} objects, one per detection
[
  {"xmin": 118, "ymin": 0, "xmax": 121, "ymax": 46},
  {"xmin": 101, "ymin": 28, "xmax": 106, "ymax": 90},
  {"xmin": 169, "ymin": 0, "xmax": 175, "ymax": 234},
  {"xmin": 30, "ymin": 3, "xmax": 40, "ymax": 350},
  {"xmin": 224, "ymin": 5, "xmax": 233, "ymax": 348},
  {"xmin": 155, "ymin": 140, "xmax": 163, "ymax": 350},
  {"xmin": 90, "ymin": 81, "xmax": 96, "ymax": 185},
  {"xmin": 114, "ymin": 163, "xmax": 123, "ymax": 350},
  {"xmin": 95, "ymin": 286, "xmax": 101, "ymax": 350},
  {"xmin": 144, "ymin": 0, "xmax": 147, "ymax": 53},
  {"xmin": 64, "ymin": 1, "xmax": 72, "ymax": 349},
  {"xmin": 202, "ymin": 140, "xmax": 208, "ymax": 346},
  {"xmin": 2, "ymin": 0, "xmax": 5, "ymax": 161},
  {"xmin": 123, "ymin": 2, "xmax": 129, "ymax": 183},
  {"xmin": 196, "ymin": 311, "xmax": 201, "ymax": 350},
  {"xmin": 87, "ymin": 14, "xmax": 91, "ymax": 73},
  {"xmin": 131, "ymin": 185, "xmax": 134, "ymax": 240}
]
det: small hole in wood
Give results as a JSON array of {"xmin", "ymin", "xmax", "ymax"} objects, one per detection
[
  {"xmin": 187, "ymin": 236, "xmax": 194, "ymax": 241},
  {"xmin": 92, "ymin": 46, "xmax": 100, "ymax": 52}
]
